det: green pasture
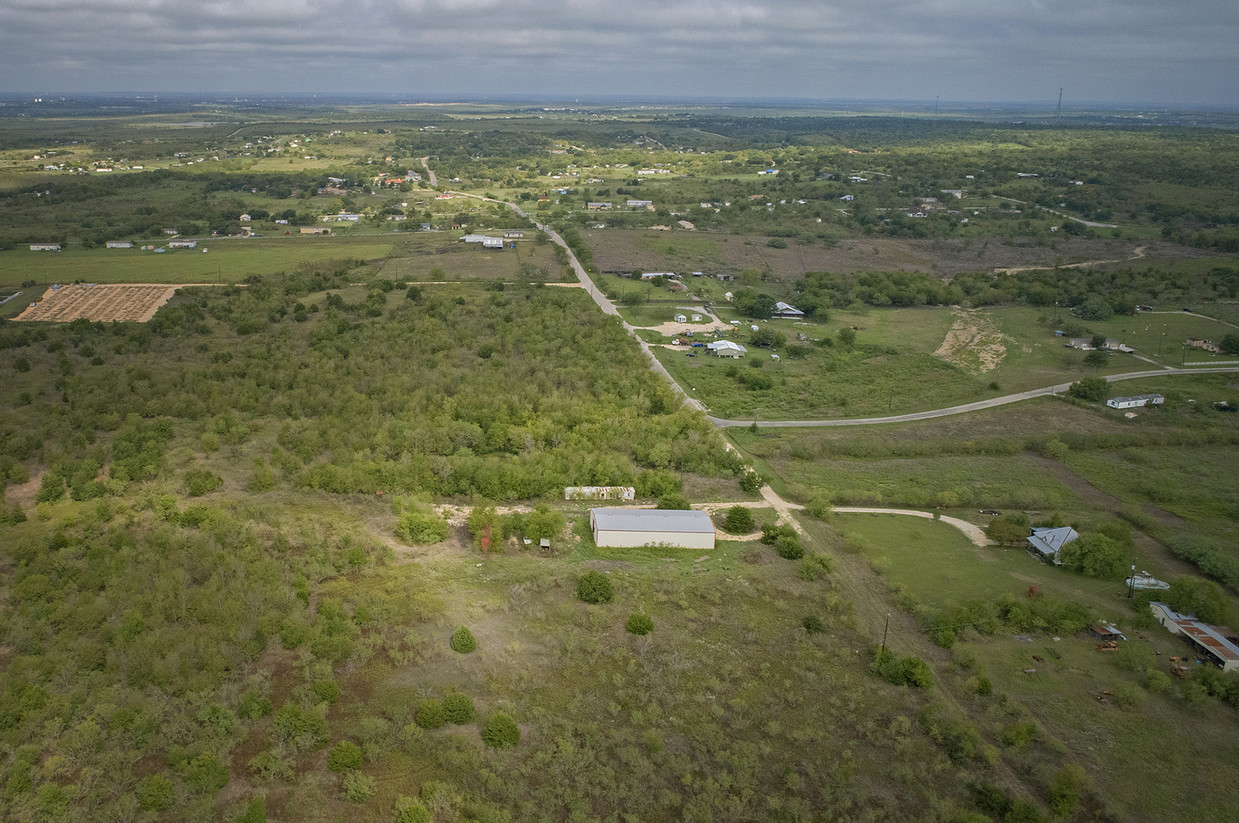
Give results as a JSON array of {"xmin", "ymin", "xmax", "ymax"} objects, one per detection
[
  {"xmin": 377, "ymin": 239, "xmax": 564, "ymax": 282},
  {"xmin": 835, "ymin": 513, "xmax": 1127, "ymax": 618},
  {"xmin": 770, "ymin": 452, "xmax": 1082, "ymax": 510},
  {"xmin": 656, "ymin": 305, "xmax": 1177, "ymax": 419},
  {"xmin": 0, "ymin": 236, "xmax": 396, "ymax": 286}
]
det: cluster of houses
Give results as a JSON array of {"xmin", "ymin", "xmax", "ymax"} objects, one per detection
[{"xmin": 1023, "ymin": 526, "xmax": 1239, "ymax": 672}]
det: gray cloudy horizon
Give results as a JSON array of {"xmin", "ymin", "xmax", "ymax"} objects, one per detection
[{"xmin": 1, "ymin": 0, "xmax": 1237, "ymax": 106}]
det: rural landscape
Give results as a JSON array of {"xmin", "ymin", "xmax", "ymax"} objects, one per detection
[{"xmin": 2, "ymin": 94, "xmax": 1239, "ymax": 823}]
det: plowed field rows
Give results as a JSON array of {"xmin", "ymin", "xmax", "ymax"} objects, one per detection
[{"xmin": 15, "ymin": 284, "xmax": 179, "ymax": 322}]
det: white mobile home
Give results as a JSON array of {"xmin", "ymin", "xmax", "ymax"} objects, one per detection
[{"xmin": 1106, "ymin": 394, "xmax": 1164, "ymax": 410}]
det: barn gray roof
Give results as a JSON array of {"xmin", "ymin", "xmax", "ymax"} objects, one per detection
[{"xmin": 591, "ymin": 509, "xmax": 715, "ymax": 534}]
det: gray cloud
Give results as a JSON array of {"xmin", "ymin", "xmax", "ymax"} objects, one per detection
[{"xmin": 1, "ymin": 0, "xmax": 1236, "ymax": 103}]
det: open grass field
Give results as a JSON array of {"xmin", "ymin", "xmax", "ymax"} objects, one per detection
[
  {"xmin": 376, "ymin": 238, "xmax": 566, "ymax": 282},
  {"xmin": 0, "ymin": 236, "xmax": 396, "ymax": 286},
  {"xmin": 654, "ymin": 305, "xmax": 1147, "ymax": 419}
]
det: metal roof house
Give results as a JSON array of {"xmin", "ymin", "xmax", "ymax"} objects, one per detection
[
  {"xmin": 1107, "ymin": 394, "xmax": 1164, "ymax": 410},
  {"xmin": 1150, "ymin": 602, "xmax": 1239, "ymax": 673},
  {"xmin": 1026, "ymin": 526, "xmax": 1078, "ymax": 564},
  {"xmin": 773, "ymin": 302, "xmax": 804, "ymax": 318},
  {"xmin": 590, "ymin": 509, "xmax": 716, "ymax": 549}
]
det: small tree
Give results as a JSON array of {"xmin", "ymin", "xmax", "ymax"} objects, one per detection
[
  {"xmin": 577, "ymin": 571, "xmax": 613, "ymax": 604},
  {"xmin": 775, "ymin": 534, "xmax": 804, "ymax": 560},
  {"xmin": 450, "ymin": 626, "xmax": 476, "ymax": 654},
  {"xmin": 395, "ymin": 510, "xmax": 448, "ymax": 545},
  {"xmin": 1068, "ymin": 377, "xmax": 1109, "ymax": 402},
  {"xmin": 327, "ymin": 741, "xmax": 363, "ymax": 772},
  {"xmin": 442, "ymin": 693, "xmax": 475, "ymax": 725},
  {"xmin": 394, "ymin": 797, "xmax": 432, "ymax": 823},
  {"xmin": 722, "ymin": 506, "xmax": 755, "ymax": 534},
  {"xmin": 341, "ymin": 770, "xmax": 375, "ymax": 804},
  {"xmin": 985, "ymin": 513, "xmax": 1029, "ymax": 547},
  {"xmin": 656, "ymin": 493, "xmax": 691, "ymax": 511},
  {"xmin": 481, "ymin": 712, "xmax": 520, "ymax": 748},
  {"xmin": 415, "ymin": 699, "xmax": 445, "ymax": 730},
  {"xmin": 1058, "ymin": 533, "xmax": 1126, "ymax": 579},
  {"xmin": 626, "ymin": 614, "xmax": 654, "ymax": 635}
]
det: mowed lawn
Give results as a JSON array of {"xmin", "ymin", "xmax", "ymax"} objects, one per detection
[{"xmin": 0, "ymin": 236, "xmax": 396, "ymax": 286}]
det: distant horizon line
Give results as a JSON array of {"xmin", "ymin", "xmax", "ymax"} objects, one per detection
[{"xmin": 3, "ymin": 91, "xmax": 1238, "ymax": 113}]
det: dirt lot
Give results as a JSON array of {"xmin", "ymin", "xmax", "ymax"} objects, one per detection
[
  {"xmin": 15, "ymin": 284, "xmax": 179, "ymax": 322},
  {"xmin": 583, "ymin": 230, "xmax": 1212, "ymax": 280}
]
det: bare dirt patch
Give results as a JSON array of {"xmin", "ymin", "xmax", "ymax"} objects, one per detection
[
  {"xmin": 934, "ymin": 309, "xmax": 1010, "ymax": 374},
  {"xmin": 15, "ymin": 283, "xmax": 179, "ymax": 322}
]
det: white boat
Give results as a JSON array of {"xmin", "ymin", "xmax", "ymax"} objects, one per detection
[{"xmin": 1126, "ymin": 572, "xmax": 1169, "ymax": 591}]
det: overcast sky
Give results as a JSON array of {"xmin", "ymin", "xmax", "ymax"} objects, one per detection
[{"xmin": 2, "ymin": 0, "xmax": 1237, "ymax": 106}]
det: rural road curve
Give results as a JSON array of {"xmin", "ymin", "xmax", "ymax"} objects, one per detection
[
  {"xmin": 420, "ymin": 157, "xmax": 437, "ymax": 187},
  {"xmin": 440, "ymin": 181, "xmax": 1239, "ymax": 429},
  {"xmin": 832, "ymin": 507, "xmax": 991, "ymax": 547},
  {"xmin": 708, "ymin": 367, "xmax": 1239, "ymax": 428}
]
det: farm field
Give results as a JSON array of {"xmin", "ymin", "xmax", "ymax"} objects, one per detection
[{"xmin": 14, "ymin": 283, "xmax": 179, "ymax": 322}]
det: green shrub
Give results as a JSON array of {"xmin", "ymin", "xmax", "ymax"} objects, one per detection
[
  {"xmin": 442, "ymin": 693, "xmax": 476, "ymax": 725},
  {"xmin": 182, "ymin": 753, "xmax": 229, "ymax": 793},
  {"xmin": 238, "ymin": 796, "xmax": 267, "ymax": 823},
  {"xmin": 870, "ymin": 647, "xmax": 933, "ymax": 688},
  {"xmin": 721, "ymin": 506, "xmax": 755, "ymax": 534},
  {"xmin": 450, "ymin": 626, "xmax": 477, "ymax": 654},
  {"xmin": 803, "ymin": 615, "xmax": 825, "ymax": 634},
  {"xmin": 395, "ymin": 510, "xmax": 448, "ymax": 545},
  {"xmin": 775, "ymin": 533, "xmax": 804, "ymax": 560},
  {"xmin": 341, "ymin": 770, "xmax": 375, "ymax": 804},
  {"xmin": 577, "ymin": 571, "xmax": 613, "ymax": 604},
  {"xmin": 238, "ymin": 692, "xmax": 272, "ymax": 720},
  {"xmin": 1047, "ymin": 764, "xmax": 1089, "ymax": 818},
  {"xmin": 135, "ymin": 774, "xmax": 174, "ymax": 811},
  {"xmin": 185, "ymin": 468, "xmax": 224, "ymax": 497},
  {"xmin": 415, "ymin": 699, "xmax": 445, "ymax": 729},
  {"xmin": 328, "ymin": 740, "xmax": 363, "ymax": 772},
  {"xmin": 626, "ymin": 613, "xmax": 654, "ymax": 635},
  {"xmin": 656, "ymin": 493, "xmax": 691, "ymax": 510},
  {"xmin": 395, "ymin": 796, "xmax": 432, "ymax": 823},
  {"xmin": 312, "ymin": 678, "xmax": 341, "ymax": 703},
  {"xmin": 481, "ymin": 712, "xmax": 520, "ymax": 748}
]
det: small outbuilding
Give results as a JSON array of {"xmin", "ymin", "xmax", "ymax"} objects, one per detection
[
  {"xmin": 1150, "ymin": 603, "xmax": 1239, "ymax": 673},
  {"xmin": 590, "ymin": 509, "xmax": 716, "ymax": 549},
  {"xmin": 773, "ymin": 302, "xmax": 805, "ymax": 318}
]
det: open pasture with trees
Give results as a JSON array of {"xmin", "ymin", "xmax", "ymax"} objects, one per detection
[
  {"xmin": 4, "ymin": 98, "xmax": 1239, "ymax": 823},
  {"xmin": 829, "ymin": 512, "xmax": 1239, "ymax": 822},
  {"xmin": 653, "ymin": 304, "xmax": 1151, "ymax": 420}
]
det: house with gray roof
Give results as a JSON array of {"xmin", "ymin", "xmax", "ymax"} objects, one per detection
[{"xmin": 1026, "ymin": 526, "xmax": 1078, "ymax": 564}]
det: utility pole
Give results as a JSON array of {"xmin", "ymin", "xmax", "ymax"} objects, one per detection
[
  {"xmin": 1056, "ymin": 88, "xmax": 1063, "ymax": 125},
  {"xmin": 880, "ymin": 613, "xmax": 891, "ymax": 655},
  {"xmin": 1127, "ymin": 565, "xmax": 1137, "ymax": 599}
]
